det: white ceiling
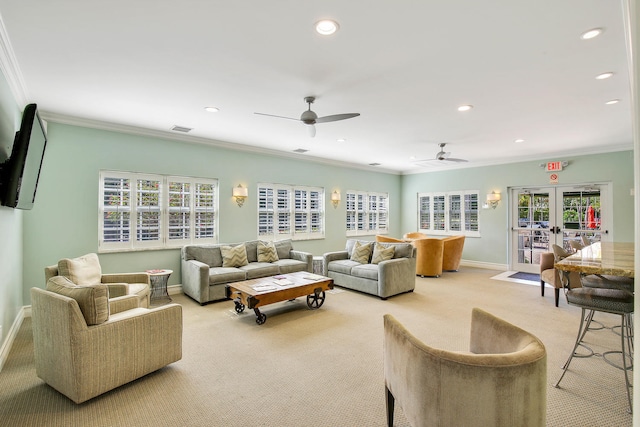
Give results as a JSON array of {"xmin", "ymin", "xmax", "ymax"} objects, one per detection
[{"xmin": 0, "ymin": 0, "xmax": 632, "ymax": 174}]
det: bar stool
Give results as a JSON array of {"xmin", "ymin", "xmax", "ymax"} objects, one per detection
[{"xmin": 554, "ymin": 274, "xmax": 634, "ymax": 414}]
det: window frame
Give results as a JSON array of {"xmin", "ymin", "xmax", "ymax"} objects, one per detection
[
  {"xmin": 99, "ymin": 171, "xmax": 218, "ymax": 252},
  {"xmin": 346, "ymin": 190, "xmax": 389, "ymax": 237},
  {"xmin": 257, "ymin": 183, "xmax": 325, "ymax": 241},
  {"xmin": 417, "ymin": 190, "xmax": 480, "ymax": 237}
]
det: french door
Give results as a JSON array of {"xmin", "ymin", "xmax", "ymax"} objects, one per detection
[{"xmin": 510, "ymin": 184, "xmax": 609, "ymax": 273}]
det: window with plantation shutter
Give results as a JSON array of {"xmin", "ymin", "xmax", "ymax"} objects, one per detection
[
  {"xmin": 258, "ymin": 183, "xmax": 325, "ymax": 241},
  {"xmin": 99, "ymin": 171, "xmax": 218, "ymax": 252},
  {"xmin": 417, "ymin": 190, "xmax": 480, "ymax": 237},
  {"xmin": 346, "ymin": 190, "xmax": 389, "ymax": 237}
]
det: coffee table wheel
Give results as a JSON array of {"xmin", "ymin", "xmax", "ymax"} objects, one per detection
[
  {"xmin": 256, "ymin": 313, "xmax": 267, "ymax": 325},
  {"xmin": 307, "ymin": 291, "xmax": 326, "ymax": 309},
  {"xmin": 234, "ymin": 301, "xmax": 245, "ymax": 313}
]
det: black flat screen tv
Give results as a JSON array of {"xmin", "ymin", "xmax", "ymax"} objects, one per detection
[{"xmin": 0, "ymin": 103, "xmax": 48, "ymax": 210}]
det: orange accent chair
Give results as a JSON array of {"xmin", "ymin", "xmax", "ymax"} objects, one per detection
[
  {"xmin": 402, "ymin": 232, "xmax": 428, "ymax": 241},
  {"xmin": 412, "ymin": 238, "xmax": 444, "ymax": 277},
  {"xmin": 375, "ymin": 235, "xmax": 405, "ymax": 243},
  {"xmin": 442, "ymin": 235, "xmax": 465, "ymax": 271}
]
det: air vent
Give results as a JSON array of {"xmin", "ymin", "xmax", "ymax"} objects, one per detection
[
  {"xmin": 171, "ymin": 125, "xmax": 192, "ymax": 133},
  {"xmin": 369, "ymin": 163, "xmax": 381, "ymax": 166},
  {"xmin": 293, "ymin": 148, "xmax": 309, "ymax": 153}
]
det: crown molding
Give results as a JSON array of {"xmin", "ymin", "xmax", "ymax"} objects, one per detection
[
  {"xmin": 0, "ymin": 11, "xmax": 28, "ymax": 107},
  {"xmin": 39, "ymin": 111, "xmax": 402, "ymax": 175}
]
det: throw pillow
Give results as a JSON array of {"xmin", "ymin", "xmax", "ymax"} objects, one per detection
[
  {"xmin": 46, "ymin": 276, "xmax": 109, "ymax": 325},
  {"xmin": 221, "ymin": 243, "xmax": 249, "ymax": 268},
  {"xmin": 372, "ymin": 243, "xmax": 395, "ymax": 264},
  {"xmin": 57, "ymin": 253, "xmax": 102, "ymax": 286},
  {"xmin": 350, "ymin": 241, "xmax": 373, "ymax": 264},
  {"xmin": 258, "ymin": 241, "xmax": 279, "ymax": 263}
]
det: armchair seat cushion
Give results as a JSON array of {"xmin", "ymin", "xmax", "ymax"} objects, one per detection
[{"xmin": 46, "ymin": 276, "xmax": 109, "ymax": 325}]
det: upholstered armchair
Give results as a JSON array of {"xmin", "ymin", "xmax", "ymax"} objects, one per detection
[
  {"xmin": 442, "ymin": 235, "xmax": 465, "ymax": 271},
  {"xmin": 540, "ymin": 251, "xmax": 581, "ymax": 307},
  {"xmin": 375, "ymin": 235, "xmax": 405, "ymax": 243},
  {"xmin": 402, "ymin": 232, "xmax": 428, "ymax": 241},
  {"xmin": 31, "ymin": 278, "xmax": 182, "ymax": 404},
  {"xmin": 412, "ymin": 238, "xmax": 444, "ymax": 277},
  {"xmin": 45, "ymin": 253, "xmax": 150, "ymax": 308},
  {"xmin": 383, "ymin": 308, "xmax": 547, "ymax": 427}
]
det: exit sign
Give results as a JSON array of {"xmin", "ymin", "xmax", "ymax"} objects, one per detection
[{"xmin": 546, "ymin": 161, "xmax": 563, "ymax": 172}]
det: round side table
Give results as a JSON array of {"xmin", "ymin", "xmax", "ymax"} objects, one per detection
[{"xmin": 147, "ymin": 269, "xmax": 173, "ymax": 305}]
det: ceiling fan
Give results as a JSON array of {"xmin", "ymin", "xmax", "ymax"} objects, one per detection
[
  {"xmin": 255, "ymin": 96, "xmax": 360, "ymax": 137},
  {"xmin": 413, "ymin": 143, "xmax": 468, "ymax": 166}
]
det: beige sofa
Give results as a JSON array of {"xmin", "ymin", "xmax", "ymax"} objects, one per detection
[
  {"xmin": 181, "ymin": 239, "xmax": 313, "ymax": 304},
  {"xmin": 323, "ymin": 239, "xmax": 416, "ymax": 299},
  {"xmin": 31, "ymin": 279, "xmax": 182, "ymax": 404}
]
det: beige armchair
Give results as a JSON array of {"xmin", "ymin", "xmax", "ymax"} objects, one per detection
[
  {"xmin": 442, "ymin": 235, "xmax": 465, "ymax": 271},
  {"xmin": 412, "ymin": 237, "xmax": 444, "ymax": 277},
  {"xmin": 45, "ymin": 253, "xmax": 150, "ymax": 308},
  {"xmin": 540, "ymin": 251, "xmax": 581, "ymax": 306},
  {"xmin": 384, "ymin": 308, "xmax": 547, "ymax": 427},
  {"xmin": 31, "ymin": 278, "xmax": 182, "ymax": 404}
]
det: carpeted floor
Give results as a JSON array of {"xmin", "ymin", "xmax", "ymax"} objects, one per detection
[{"xmin": 0, "ymin": 268, "xmax": 632, "ymax": 426}]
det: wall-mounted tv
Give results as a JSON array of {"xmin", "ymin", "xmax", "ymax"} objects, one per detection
[{"xmin": 0, "ymin": 103, "xmax": 48, "ymax": 210}]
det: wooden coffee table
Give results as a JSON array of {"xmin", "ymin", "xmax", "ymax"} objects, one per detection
[{"xmin": 224, "ymin": 271, "xmax": 334, "ymax": 325}]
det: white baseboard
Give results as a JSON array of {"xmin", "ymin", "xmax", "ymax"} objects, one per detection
[
  {"xmin": 0, "ymin": 305, "xmax": 27, "ymax": 373},
  {"xmin": 168, "ymin": 285, "xmax": 182, "ymax": 295},
  {"xmin": 459, "ymin": 259, "xmax": 508, "ymax": 271}
]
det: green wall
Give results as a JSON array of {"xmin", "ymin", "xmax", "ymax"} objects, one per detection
[
  {"xmin": 18, "ymin": 121, "xmax": 634, "ymax": 304},
  {"xmin": 21, "ymin": 123, "xmax": 402, "ymax": 300},
  {"xmin": 401, "ymin": 150, "xmax": 635, "ymax": 265}
]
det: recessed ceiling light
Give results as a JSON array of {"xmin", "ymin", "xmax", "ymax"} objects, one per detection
[
  {"xmin": 595, "ymin": 72, "xmax": 614, "ymax": 80},
  {"xmin": 204, "ymin": 106, "xmax": 219, "ymax": 113},
  {"xmin": 605, "ymin": 99, "xmax": 620, "ymax": 105},
  {"xmin": 581, "ymin": 28, "xmax": 603, "ymax": 40},
  {"xmin": 457, "ymin": 105, "xmax": 473, "ymax": 112},
  {"xmin": 315, "ymin": 20, "xmax": 339, "ymax": 35},
  {"xmin": 337, "ymin": 138, "xmax": 346, "ymax": 142},
  {"xmin": 514, "ymin": 139, "xmax": 525, "ymax": 143}
]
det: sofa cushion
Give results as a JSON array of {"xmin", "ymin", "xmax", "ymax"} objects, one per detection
[
  {"xmin": 221, "ymin": 244, "xmax": 249, "ymax": 268},
  {"xmin": 46, "ymin": 276, "xmax": 109, "ymax": 325},
  {"xmin": 372, "ymin": 243, "xmax": 395, "ymax": 264},
  {"xmin": 185, "ymin": 245, "xmax": 223, "ymax": 267},
  {"xmin": 241, "ymin": 262, "xmax": 280, "ymax": 279},
  {"xmin": 351, "ymin": 241, "xmax": 373, "ymax": 264},
  {"xmin": 328, "ymin": 259, "xmax": 360, "ymax": 275},
  {"xmin": 274, "ymin": 259, "xmax": 308, "ymax": 274},
  {"xmin": 351, "ymin": 264, "xmax": 379, "ymax": 281},
  {"xmin": 375, "ymin": 242, "xmax": 413, "ymax": 259},
  {"xmin": 244, "ymin": 240, "xmax": 259, "ymax": 263},
  {"xmin": 274, "ymin": 239, "xmax": 293, "ymax": 259},
  {"xmin": 208, "ymin": 267, "xmax": 247, "ymax": 285},
  {"xmin": 57, "ymin": 253, "xmax": 102, "ymax": 286},
  {"xmin": 258, "ymin": 241, "xmax": 279, "ymax": 263}
]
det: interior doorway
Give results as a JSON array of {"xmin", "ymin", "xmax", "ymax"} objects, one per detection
[{"xmin": 509, "ymin": 184, "xmax": 610, "ymax": 274}]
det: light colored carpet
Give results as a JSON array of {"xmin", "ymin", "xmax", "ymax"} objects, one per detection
[{"xmin": 0, "ymin": 268, "xmax": 632, "ymax": 426}]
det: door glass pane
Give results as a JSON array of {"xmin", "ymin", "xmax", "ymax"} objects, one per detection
[
  {"xmin": 516, "ymin": 191, "xmax": 550, "ymax": 265},
  {"xmin": 561, "ymin": 189, "xmax": 601, "ymax": 250}
]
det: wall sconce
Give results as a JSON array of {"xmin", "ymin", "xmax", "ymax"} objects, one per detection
[
  {"xmin": 331, "ymin": 190, "xmax": 341, "ymax": 209},
  {"xmin": 483, "ymin": 191, "xmax": 501, "ymax": 209},
  {"xmin": 232, "ymin": 184, "xmax": 248, "ymax": 208}
]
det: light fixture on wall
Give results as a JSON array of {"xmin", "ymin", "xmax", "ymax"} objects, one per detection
[
  {"xmin": 484, "ymin": 191, "xmax": 501, "ymax": 209},
  {"xmin": 331, "ymin": 190, "xmax": 341, "ymax": 208},
  {"xmin": 232, "ymin": 184, "xmax": 248, "ymax": 208}
]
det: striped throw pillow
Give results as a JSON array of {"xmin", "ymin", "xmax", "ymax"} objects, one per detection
[
  {"xmin": 221, "ymin": 244, "xmax": 249, "ymax": 268},
  {"xmin": 350, "ymin": 241, "xmax": 373, "ymax": 264}
]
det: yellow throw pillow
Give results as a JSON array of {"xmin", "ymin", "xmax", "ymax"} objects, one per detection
[
  {"xmin": 372, "ymin": 243, "xmax": 395, "ymax": 264},
  {"xmin": 46, "ymin": 276, "xmax": 109, "ymax": 325},
  {"xmin": 350, "ymin": 241, "xmax": 373, "ymax": 264},
  {"xmin": 257, "ymin": 241, "xmax": 279, "ymax": 263},
  {"xmin": 221, "ymin": 244, "xmax": 249, "ymax": 268}
]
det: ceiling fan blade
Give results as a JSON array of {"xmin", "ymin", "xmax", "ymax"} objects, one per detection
[
  {"xmin": 307, "ymin": 124, "xmax": 316, "ymax": 138},
  {"xmin": 254, "ymin": 112, "xmax": 300, "ymax": 121},
  {"xmin": 443, "ymin": 157, "xmax": 468, "ymax": 163},
  {"xmin": 315, "ymin": 113, "xmax": 360, "ymax": 123}
]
